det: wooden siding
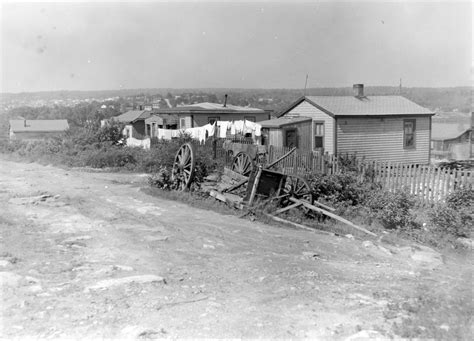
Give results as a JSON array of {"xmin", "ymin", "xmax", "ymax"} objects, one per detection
[
  {"xmin": 336, "ymin": 116, "xmax": 431, "ymax": 163},
  {"xmin": 283, "ymin": 100, "xmax": 335, "ymax": 154},
  {"xmin": 9, "ymin": 131, "xmax": 66, "ymax": 140},
  {"xmin": 266, "ymin": 120, "xmax": 312, "ymax": 150}
]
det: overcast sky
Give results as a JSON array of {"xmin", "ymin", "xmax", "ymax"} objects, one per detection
[{"xmin": 0, "ymin": 0, "xmax": 472, "ymax": 93}]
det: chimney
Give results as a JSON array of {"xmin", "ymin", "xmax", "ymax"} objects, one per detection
[
  {"xmin": 223, "ymin": 94, "xmax": 228, "ymax": 107},
  {"xmin": 353, "ymin": 84, "xmax": 364, "ymax": 98}
]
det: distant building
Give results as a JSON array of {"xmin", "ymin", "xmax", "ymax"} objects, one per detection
[
  {"xmin": 145, "ymin": 100, "xmax": 271, "ymax": 137},
  {"xmin": 273, "ymin": 84, "xmax": 434, "ymax": 163},
  {"xmin": 114, "ymin": 110, "xmax": 151, "ymax": 139},
  {"xmin": 9, "ymin": 119, "xmax": 69, "ymax": 141},
  {"xmin": 431, "ymin": 114, "xmax": 473, "ymax": 160}
]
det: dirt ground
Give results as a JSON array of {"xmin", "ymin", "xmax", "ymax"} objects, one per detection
[{"xmin": 0, "ymin": 158, "xmax": 471, "ymax": 339}]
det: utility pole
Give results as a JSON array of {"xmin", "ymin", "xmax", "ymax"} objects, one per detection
[{"xmin": 303, "ymin": 74, "xmax": 309, "ymax": 96}]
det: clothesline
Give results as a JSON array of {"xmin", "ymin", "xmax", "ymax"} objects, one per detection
[{"xmin": 155, "ymin": 120, "xmax": 262, "ymax": 143}]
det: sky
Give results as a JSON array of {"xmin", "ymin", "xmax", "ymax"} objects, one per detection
[{"xmin": 0, "ymin": 0, "xmax": 472, "ymax": 93}]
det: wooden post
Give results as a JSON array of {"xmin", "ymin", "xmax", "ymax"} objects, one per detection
[{"xmin": 247, "ymin": 166, "xmax": 263, "ymax": 206}]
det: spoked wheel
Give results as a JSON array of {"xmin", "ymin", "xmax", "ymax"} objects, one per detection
[
  {"xmin": 281, "ymin": 175, "xmax": 314, "ymax": 206},
  {"xmin": 232, "ymin": 152, "xmax": 254, "ymax": 177},
  {"xmin": 172, "ymin": 143, "xmax": 196, "ymax": 190}
]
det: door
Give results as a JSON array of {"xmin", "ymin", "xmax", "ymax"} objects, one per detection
[{"xmin": 284, "ymin": 128, "xmax": 297, "ymax": 148}]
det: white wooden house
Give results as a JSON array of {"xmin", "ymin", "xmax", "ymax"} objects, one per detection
[{"xmin": 277, "ymin": 84, "xmax": 434, "ymax": 163}]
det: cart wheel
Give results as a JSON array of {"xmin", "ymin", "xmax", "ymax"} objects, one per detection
[
  {"xmin": 232, "ymin": 152, "xmax": 254, "ymax": 177},
  {"xmin": 172, "ymin": 143, "xmax": 196, "ymax": 190},
  {"xmin": 282, "ymin": 175, "xmax": 314, "ymax": 205}
]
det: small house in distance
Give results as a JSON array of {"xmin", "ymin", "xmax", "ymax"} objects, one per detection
[
  {"xmin": 9, "ymin": 119, "xmax": 69, "ymax": 141},
  {"xmin": 145, "ymin": 97, "xmax": 272, "ymax": 137},
  {"xmin": 275, "ymin": 84, "xmax": 435, "ymax": 163},
  {"xmin": 431, "ymin": 114, "xmax": 473, "ymax": 160},
  {"xmin": 114, "ymin": 110, "xmax": 151, "ymax": 139}
]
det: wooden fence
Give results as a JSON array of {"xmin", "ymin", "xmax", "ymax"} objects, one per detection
[{"xmin": 259, "ymin": 145, "xmax": 473, "ymax": 204}]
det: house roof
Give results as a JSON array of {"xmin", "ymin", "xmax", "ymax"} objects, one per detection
[
  {"xmin": 432, "ymin": 122, "xmax": 472, "ymax": 141},
  {"xmin": 9, "ymin": 120, "xmax": 69, "ymax": 133},
  {"xmin": 115, "ymin": 110, "xmax": 151, "ymax": 123},
  {"xmin": 152, "ymin": 102, "xmax": 266, "ymax": 114},
  {"xmin": 259, "ymin": 117, "xmax": 312, "ymax": 128},
  {"xmin": 145, "ymin": 114, "xmax": 179, "ymax": 125},
  {"xmin": 279, "ymin": 95, "xmax": 434, "ymax": 117}
]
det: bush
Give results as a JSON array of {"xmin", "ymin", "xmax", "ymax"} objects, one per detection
[
  {"xmin": 365, "ymin": 190, "xmax": 418, "ymax": 230},
  {"xmin": 83, "ymin": 146, "xmax": 137, "ymax": 168},
  {"xmin": 429, "ymin": 187, "xmax": 474, "ymax": 240}
]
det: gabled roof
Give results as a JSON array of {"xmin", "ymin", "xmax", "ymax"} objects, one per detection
[
  {"xmin": 9, "ymin": 120, "xmax": 69, "ymax": 133},
  {"xmin": 115, "ymin": 110, "xmax": 151, "ymax": 123},
  {"xmin": 259, "ymin": 116, "xmax": 312, "ymax": 128},
  {"xmin": 279, "ymin": 95, "xmax": 434, "ymax": 117}
]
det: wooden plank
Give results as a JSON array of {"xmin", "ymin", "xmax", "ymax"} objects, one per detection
[
  {"xmin": 273, "ymin": 202, "xmax": 303, "ymax": 215},
  {"xmin": 289, "ymin": 198, "xmax": 377, "ymax": 237},
  {"xmin": 223, "ymin": 167, "xmax": 249, "ymax": 182},
  {"xmin": 266, "ymin": 147, "xmax": 296, "ymax": 170},
  {"xmin": 264, "ymin": 213, "xmax": 335, "ymax": 236},
  {"xmin": 247, "ymin": 167, "xmax": 263, "ymax": 206}
]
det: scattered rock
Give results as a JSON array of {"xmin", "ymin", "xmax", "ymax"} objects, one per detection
[
  {"xmin": 23, "ymin": 276, "xmax": 40, "ymax": 284},
  {"xmin": 26, "ymin": 284, "xmax": 43, "ymax": 294},
  {"xmin": 302, "ymin": 251, "xmax": 320, "ymax": 260},
  {"xmin": 8, "ymin": 194, "xmax": 53, "ymax": 205},
  {"xmin": 345, "ymin": 234, "xmax": 355, "ymax": 240},
  {"xmin": 62, "ymin": 235, "xmax": 92, "ymax": 244},
  {"xmin": 203, "ymin": 244, "xmax": 215, "ymax": 249},
  {"xmin": 0, "ymin": 260, "xmax": 11, "ymax": 268},
  {"xmin": 456, "ymin": 238, "xmax": 473, "ymax": 249},
  {"xmin": 112, "ymin": 265, "xmax": 134, "ymax": 272},
  {"xmin": 0, "ymin": 271, "xmax": 23, "ymax": 287},
  {"xmin": 362, "ymin": 241, "xmax": 375, "ymax": 248},
  {"xmin": 345, "ymin": 330, "xmax": 385, "ymax": 340},
  {"xmin": 144, "ymin": 235, "xmax": 169, "ymax": 242},
  {"xmin": 377, "ymin": 245, "xmax": 393, "ymax": 256},
  {"xmin": 84, "ymin": 275, "xmax": 165, "ymax": 292},
  {"xmin": 410, "ymin": 246, "xmax": 443, "ymax": 269}
]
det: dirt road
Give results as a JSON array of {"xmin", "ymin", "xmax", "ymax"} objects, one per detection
[{"xmin": 0, "ymin": 158, "xmax": 470, "ymax": 339}]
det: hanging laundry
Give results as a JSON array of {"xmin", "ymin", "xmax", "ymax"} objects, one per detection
[
  {"xmin": 217, "ymin": 121, "xmax": 229, "ymax": 138},
  {"xmin": 233, "ymin": 120, "xmax": 245, "ymax": 134}
]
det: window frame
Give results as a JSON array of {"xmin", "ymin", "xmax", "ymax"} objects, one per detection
[
  {"xmin": 244, "ymin": 116, "xmax": 256, "ymax": 122},
  {"xmin": 313, "ymin": 121, "xmax": 325, "ymax": 150},
  {"xmin": 403, "ymin": 119, "xmax": 416, "ymax": 150},
  {"xmin": 208, "ymin": 116, "xmax": 220, "ymax": 124}
]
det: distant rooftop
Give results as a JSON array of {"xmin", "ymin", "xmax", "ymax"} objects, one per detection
[
  {"xmin": 157, "ymin": 102, "xmax": 265, "ymax": 114},
  {"xmin": 9, "ymin": 119, "xmax": 69, "ymax": 133},
  {"xmin": 115, "ymin": 110, "xmax": 151, "ymax": 123}
]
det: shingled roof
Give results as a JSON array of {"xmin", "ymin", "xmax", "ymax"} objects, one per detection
[
  {"xmin": 9, "ymin": 120, "xmax": 69, "ymax": 132},
  {"xmin": 279, "ymin": 95, "xmax": 434, "ymax": 117}
]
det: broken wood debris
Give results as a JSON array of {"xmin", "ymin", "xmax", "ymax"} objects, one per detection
[{"xmin": 288, "ymin": 198, "xmax": 376, "ymax": 237}]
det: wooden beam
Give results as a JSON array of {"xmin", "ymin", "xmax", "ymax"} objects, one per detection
[
  {"xmin": 289, "ymin": 198, "xmax": 376, "ymax": 237},
  {"xmin": 222, "ymin": 178, "xmax": 248, "ymax": 193},
  {"xmin": 264, "ymin": 213, "xmax": 335, "ymax": 236},
  {"xmin": 273, "ymin": 202, "xmax": 302, "ymax": 215},
  {"xmin": 247, "ymin": 167, "xmax": 263, "ymax": 206},
  {"xmin": 266, "ymin": 147, "xmax": 297, "ymax": 169},
  {"xmin": 311, "ymin": 200, "xmax": 336, "ymax": 212}
]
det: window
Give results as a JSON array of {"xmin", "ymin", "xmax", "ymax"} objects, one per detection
[
  {"xmin": 261, "ymin": 128, "xmax": 269, "ymax": 146},
  {"xmin": 180, "ymin": 118, "xmax": 186, "ymax": 129},
  {"xmin": 208, "ymin": 116, "xmax": 220, "ymax": 124},
  {"xmin": 403, "ymin": 119, "xmax": 416, "ymax": 149},
  {"xmin": 313, "ymin": 122, "xmax": 324, "ymax": 150},
  {"xmin": 244, "ymin": 116, "xmax": 256, "ymax": 122}
]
